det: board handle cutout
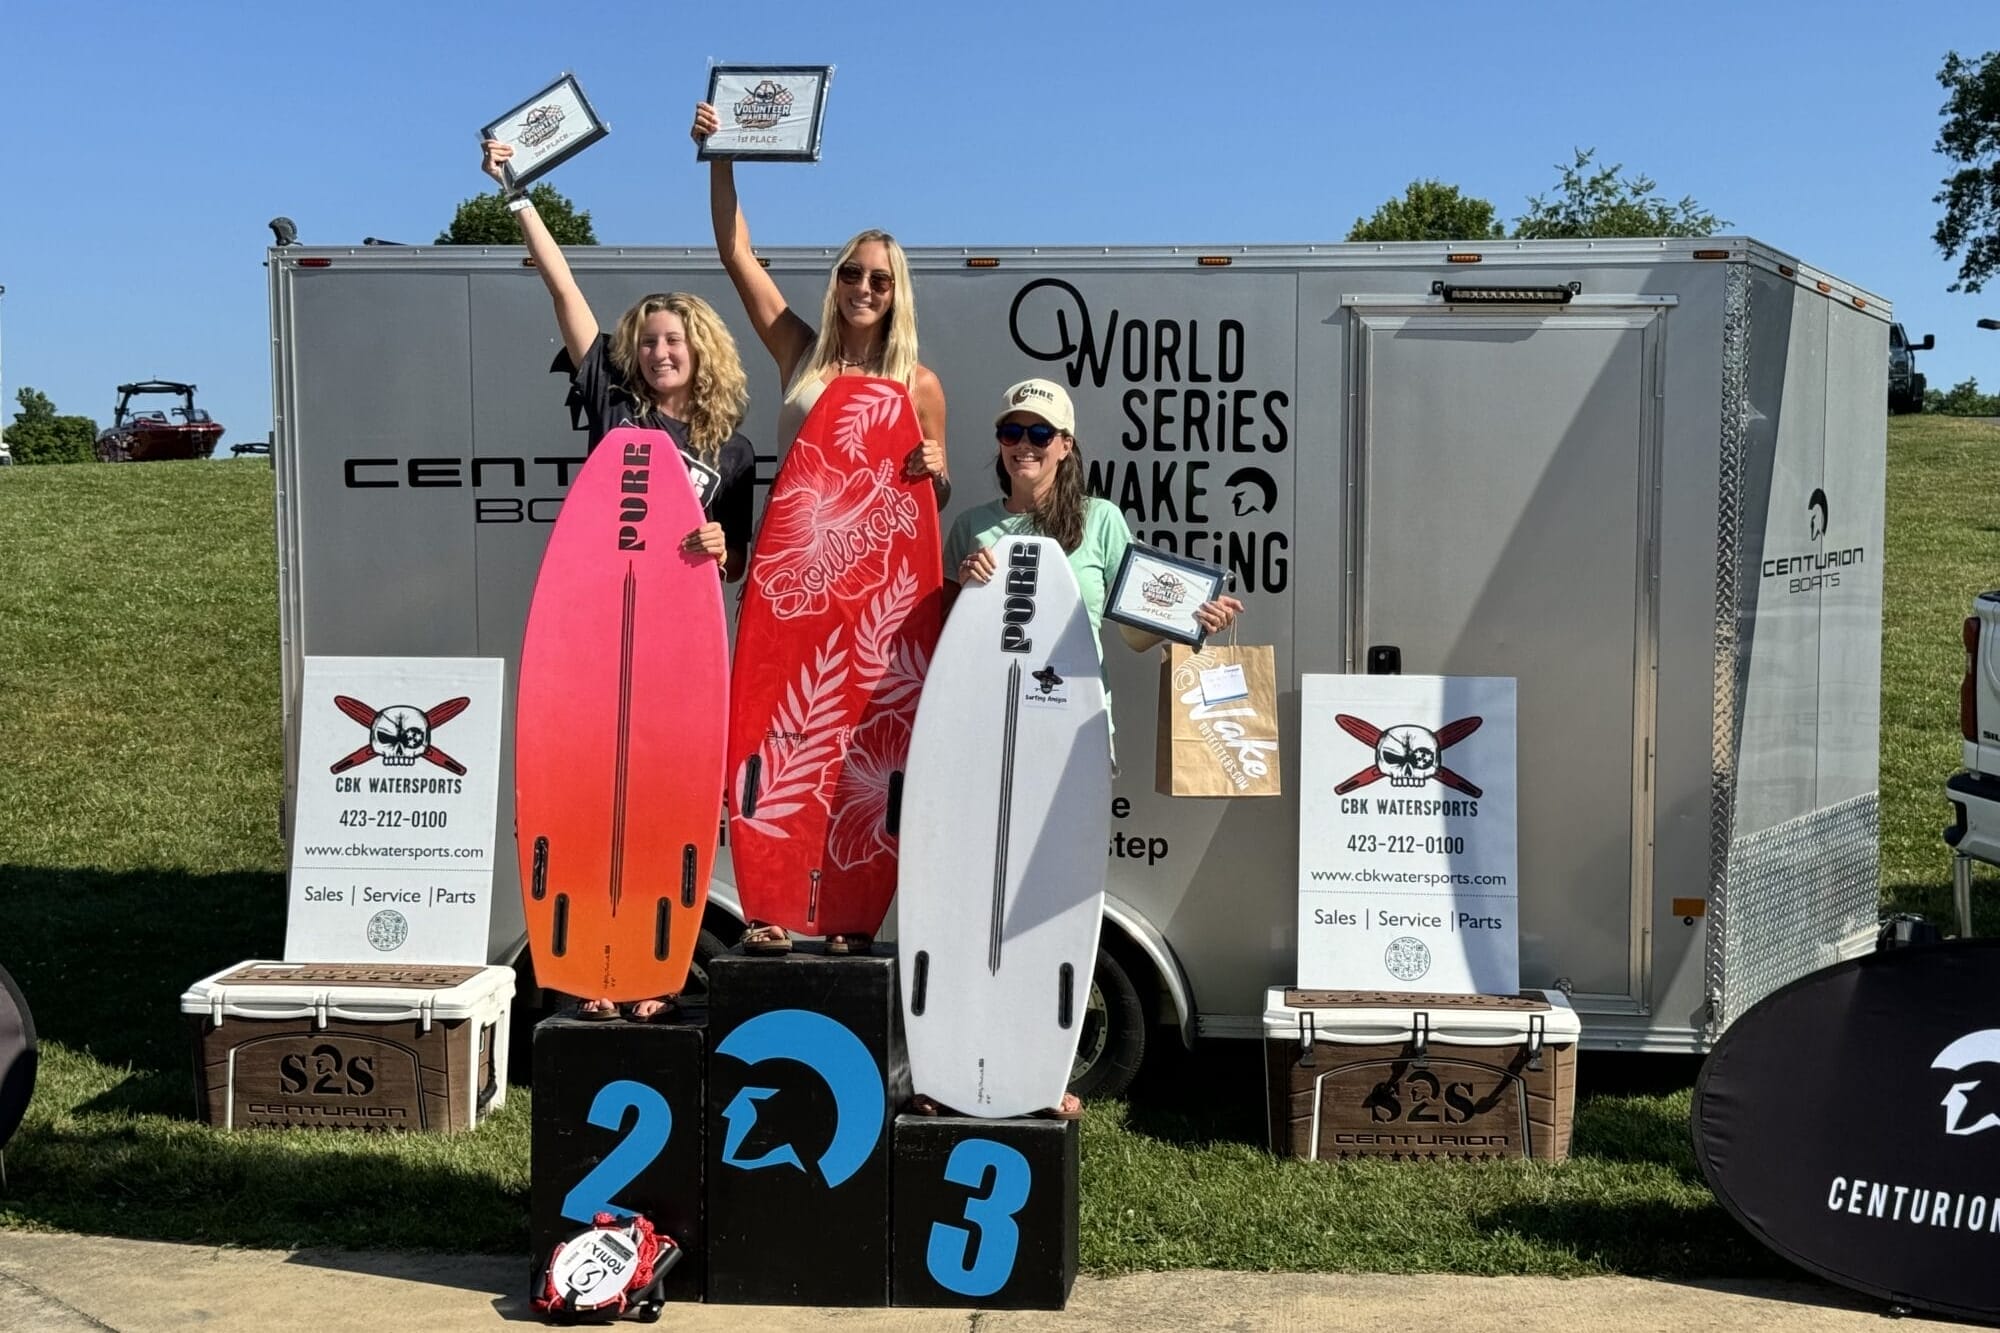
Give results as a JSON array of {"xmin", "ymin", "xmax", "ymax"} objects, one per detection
[
  {"xmin": 551, "ymin": 894, "xmax": 569, "ymax": 957},
  {"xmin": 741, "ymin": 755, "xmax": 762, "ymax": 817},
  {"xmin": 885, "ymin": 771, "xmax": 904, "ymax": 835},
  {"xmin": 910, "ymin": 950, "xmax": 929, "ymax": 1016},
  {"xmin": 1058, "ymin": 962, "xmax": 1075, "ymax": 1029},
  {"xmin": 531, "ymin": 836, "xmax": 548, "ymax": 901},
  {"xmin": 680, "ymin": 843, "xmax": 697, "ymax": 908},
  {"xmin": 654, "ymin": 897, "xmax": 672, "ymax": 961}
]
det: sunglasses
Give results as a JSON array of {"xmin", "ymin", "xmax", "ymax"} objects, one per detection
[
  {"xmin": 836, "ymin": 263, "xmax": 894, "ymax": 295},
  {"xmin": 996, "ymin": 422, "xmax": 1064, "ymax": 448}
]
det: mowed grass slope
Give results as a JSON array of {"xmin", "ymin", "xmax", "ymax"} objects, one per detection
[{"xmin": 0, "ymin": 420, "xmax": 1994, "ymax": 1267}]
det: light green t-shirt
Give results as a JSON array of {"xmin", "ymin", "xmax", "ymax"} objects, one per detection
[{"xmin": 944, "ymin": 496, "xmax": 1134, "ymax": 736}]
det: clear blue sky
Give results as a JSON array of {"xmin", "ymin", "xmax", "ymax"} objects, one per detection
[{"xmin": 5, "ymin": 0, "xmax": 1997, "ymax": 444}]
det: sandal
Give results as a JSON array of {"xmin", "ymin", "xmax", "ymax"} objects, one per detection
[
  {"xmin": 740, "ymin": 921, "xmax": 792, "ymax": 956},
  {"xmin": 577, "ymin": 998, "xmax": 619, "ymax": 1021},
  {"xmin": 1041, "ymin": 1092, "xmax": 1084, "ymax": 1121},
  {"xmin": 623, "ymin": 996, "xmax": 679, "ymax": 1023},
  {"xmin": 824, "ymin": 932, "xmax": 873, "ymax": 956}
]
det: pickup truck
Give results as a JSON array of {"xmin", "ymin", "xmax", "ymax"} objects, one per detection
[{"xmin": 1890, "ymin": 322, "xmax": 1934, "ymax": 414}]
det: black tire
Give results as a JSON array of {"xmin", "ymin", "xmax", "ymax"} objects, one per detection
[{"xmin": 1067, "ymin": 948, "xmax": 1146, "ymax": 1101}]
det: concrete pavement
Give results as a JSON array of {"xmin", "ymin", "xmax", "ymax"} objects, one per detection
[{"xmin": 0, "ymin": 1230, "xmax": 1966, "ymax": 1331}]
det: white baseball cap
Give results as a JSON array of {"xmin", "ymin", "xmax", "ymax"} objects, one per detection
[{"xmin": 994, "ymin": 378, "xmax": 1075, "ymax": 434}]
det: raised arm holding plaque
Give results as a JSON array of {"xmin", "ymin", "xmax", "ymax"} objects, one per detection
[
  {"xmin": 479, "ymin": 72, "xmax": 609, "ymax": 193},
  {"xmin": 1103, "ymin": 543, "xmax": 1229, "ymax": 648},
  {"xmin": 695, "ymin": 65, "xmax": 833, "ymax": 162}
]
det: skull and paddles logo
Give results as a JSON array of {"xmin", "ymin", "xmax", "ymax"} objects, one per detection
[
  {"xmin": 329, "ymin": 696, "xmax": 472, "ymax": 775},
  {"xmin": 1333, "ymin": 714, "xmax": 1483, "ymax": 798}
]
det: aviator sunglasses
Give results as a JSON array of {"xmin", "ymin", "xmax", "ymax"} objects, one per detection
[
  {"xmin": 995, "ymin": 421, "xmax": 1063, "ymax": 448},
  {"xmin": 836, "ymin": 263, "xmax": 894, "ymax": 295}
]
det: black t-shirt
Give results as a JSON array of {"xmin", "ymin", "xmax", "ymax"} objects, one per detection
[{"xmin": 559, "ymin": 333, "xmax": 756, "ymax": 553}]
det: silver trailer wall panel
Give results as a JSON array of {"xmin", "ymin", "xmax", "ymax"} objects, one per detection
[{"xmin": 268, "ymin": 237, "xmax": 1887, "ymax": 1053}]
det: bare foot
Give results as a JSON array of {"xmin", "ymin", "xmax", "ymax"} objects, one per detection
[
  {"xmin": 627, "ymin": 997, "xmax": 677, "ymax": 1022},
  {"xmin": 578, "ymin": 997, "xmax": 618, "ymax": 1020}
]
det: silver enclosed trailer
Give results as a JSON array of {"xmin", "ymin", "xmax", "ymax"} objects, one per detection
[{"xmin": 268, "ymin": 236, "xmax": 1886, "ymax": 1069}]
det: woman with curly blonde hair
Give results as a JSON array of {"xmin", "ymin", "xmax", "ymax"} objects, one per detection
[
  {"xmin": 482, "ymin": 139, "xmax": 758, "ymax": 587},
  {"xmin": 483, "ymin": 140, "xmax": 757, "ymax": 1021}
]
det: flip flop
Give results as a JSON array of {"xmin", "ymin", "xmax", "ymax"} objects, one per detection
[
  {"xmin": 577, "ymin": 998, "xmax": 619, "ymax": 1021},
  {"xmin": 824, "ymin": 932, "xmax": 872, "ymax": 956},
  {"xmin": 741, "ymin": 922, "xmax": 792, "ymax": 956}
]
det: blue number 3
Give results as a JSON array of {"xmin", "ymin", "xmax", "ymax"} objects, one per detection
[
  {"xmin": 560, "ymin": 1080, "xmax": 672, "ymax": 1223},
  {"xmin": 925, "ymin": 1139, "xmax": 1030, "ymax": 1297}
]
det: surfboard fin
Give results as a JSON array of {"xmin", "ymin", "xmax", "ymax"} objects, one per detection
[
  {"xmin": 531, "ymin": 836, "xmax": 549, "ymax": 901},
  {"xmin": 551, "ymin": 894, "xmax": 570, "ymax": 957},
  {"xmin": 910, "ymin": 951, "xmax": 929, "ymax": 1016},
  {"xmin": 654, "ymin": 897, "xmax": 672, "ymax": 962},
  {"xmin": 741, "ymin": 755, "xmax": 762, "ymax": 817},
  {"xmin": 1058, "ymin": 962, "xmax": 1075, "ymax": 1029},
  {"xmin": 680, "ymin": 844, "xmax": 697, "ymax": 908},
  {"xmin": 885, "ymin": 771, "xmax": 903, "ymax": 836}
]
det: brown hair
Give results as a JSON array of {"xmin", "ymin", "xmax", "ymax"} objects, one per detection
[{"xmin": 992, "ymin": 432, "xmax": 1086, "ymax": 553}]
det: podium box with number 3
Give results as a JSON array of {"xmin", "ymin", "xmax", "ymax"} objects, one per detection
[{"xmin": 891, "ymin": 1113, "xmax": 1079, "ymax": 1309}]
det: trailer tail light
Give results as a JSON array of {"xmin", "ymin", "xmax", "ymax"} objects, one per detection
[
  {"xmin": 1446, "ymin": 252, "xmax": 1483, "ymax": 264},
  {"xmin": 1777, "ymin": 264, "xmax": 1796, "ymax": 279},
  {"xmin": 297, "ymin": 257, "xmax": 332, "ymax": 268},
  {"xmin": 1852, "ymin": 296, "xmax": 1868, "ymax": 310},
  {"xmin": 1431, "ymin": 281, "xmax": 1579, "ymax": 305},
  {"xmin": 1965, "ymin": 616, "xmax": 1981, "ymax": 744},
  {"xmin": 965, "ymin": 257, "xmax": 1001, "ymax": 268},
  {"xmin": 1197, "ymin": 256, "xmax": 1233, "ymax": 267},
  {"xmin": 1693, "ymin": 249, "xmax": 1730, "ymax": 260}
]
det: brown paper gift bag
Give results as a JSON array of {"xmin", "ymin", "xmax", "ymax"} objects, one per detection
[{"xmin": 1155, "ymin": 642, "xmax": 1282, "ymax": 797}]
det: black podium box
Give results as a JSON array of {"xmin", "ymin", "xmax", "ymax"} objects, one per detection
[
  {"xmin": 704, "ymin": 947, "xmax": 908, "ymax": 1306},
  {"xmin": 891, "ymin": 1113, "xmax": 1079, "ymax": 1309},
  {"xmin": 530, "ymin": 1009, "xmax": 706, "ymax": 1303}
]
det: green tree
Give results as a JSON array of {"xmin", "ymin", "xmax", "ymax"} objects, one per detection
[
  {"xmin": 1348, "ymin": 180, "xmax": 1505, "ymax": 242},
  {"xmin": 1514, "ymin": 148, "xmax": 1726, "ymax": 239},
  {"xmin": 1932, "ymin": 49, "xmax": 2000, "ymax": 292},
  {"xmin": 437, "ymin": 183, "xmax": 597, "ymax": 245},
  {"xmin": 9, "ymin": 387, "xmax": 97, "ymax": 465},
  {"xmin": 1923, "ymin": 376, "xmax": 2000, "ymax": 415}
]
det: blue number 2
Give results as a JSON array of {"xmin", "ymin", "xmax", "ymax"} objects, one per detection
[
  {"xmin": 560, "ymin": 1080, "xmax": 672, "ymax": 1224},
  {"xmin": 925, "ymin": 1138, "xmax": 1030, "ymax": 1297}
]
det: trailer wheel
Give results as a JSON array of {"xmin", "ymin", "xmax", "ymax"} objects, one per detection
[{"xmin": 1068, "ymin": 948, "xmax": 1145, "ymax": 1101}]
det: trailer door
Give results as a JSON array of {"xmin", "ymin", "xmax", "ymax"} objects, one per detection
[{"xmin": 1346, "ymin": 301, "xmax": 1663, "ymax": 1010}]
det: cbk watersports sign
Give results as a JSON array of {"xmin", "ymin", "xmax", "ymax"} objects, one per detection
[
  {"xmin": 1694, "ymin": 942, "xmax": 2000, "ymax": 1325},
  {"xmin": 285, "ymin": 657, "xmax": 503, "ymax": 964},
  {"xmin": 1296, "ymin": 675, "xmax": 1518, "ymax": 995}
]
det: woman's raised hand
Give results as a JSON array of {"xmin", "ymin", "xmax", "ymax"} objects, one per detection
[
  {"xmin": 691, "ymin": 102, "xmax": 720, "ymax": 145},
  {"xmin": 480, "ymin": 139, "xmax": 513, "ymax": 185}
]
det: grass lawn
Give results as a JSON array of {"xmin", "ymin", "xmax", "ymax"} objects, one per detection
[{"xmin": 0, "ymin": 420, "xmax": 1995, "ymax": 1270}]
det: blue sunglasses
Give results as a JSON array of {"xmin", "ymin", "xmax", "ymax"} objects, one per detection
[{"xmin": 996, "ymin": 422, "xmax": 1063, "ymax": 447}]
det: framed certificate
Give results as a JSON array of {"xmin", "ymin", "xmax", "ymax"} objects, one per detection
[
  {"xmin": 480, "ymin": 73, "xmax": 610, "ymax": 193},
  {"xmin": 696, "ymin": 65, "xmax": 834, "ymax": 162},
  {"xmin": 1104, "ymin": 543, "xmax": 1228, "ymax": 647}
]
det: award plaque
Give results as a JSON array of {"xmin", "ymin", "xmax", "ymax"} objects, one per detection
[
  {"xmin": 696, "ymin": 65, "xmax": 833, "ymax": 162},
  {"xmin": 480, "ymin": 73, "xmax": 610, "ymax": 193},
  {"xmin": 1104, "ymin": 543, "xmax": 1228, "ymax": 647}
]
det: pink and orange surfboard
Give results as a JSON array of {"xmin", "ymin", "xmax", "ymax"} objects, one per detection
[
  {"xmin": 516, "ymin": 426, "xmax": 729, "ymax": 1000},
  {"xmin": 727, "ymin": 377, "xmax": 943, "ymax": 938}
]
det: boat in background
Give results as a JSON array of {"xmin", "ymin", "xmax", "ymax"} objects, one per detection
[{"xmin": 95, "ymin": 381, "xmax": 225, "ymax": 462}]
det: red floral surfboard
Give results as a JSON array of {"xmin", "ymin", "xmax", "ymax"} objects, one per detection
[{"xmin": 727, "ymin": 377, "xmax": 943, "ymax": 937}]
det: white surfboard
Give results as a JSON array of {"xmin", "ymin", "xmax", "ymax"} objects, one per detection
[{"xmin": 898, "ymin": 535, "xmax": 1112, "ymax": 1118}]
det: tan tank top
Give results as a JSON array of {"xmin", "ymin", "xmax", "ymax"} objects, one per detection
[{"xmin": 774, "ymin": 372, "xmax": 830, "ymax": 452}]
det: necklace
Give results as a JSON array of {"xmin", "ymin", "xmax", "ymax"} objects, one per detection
[{"xmin": 833, "ymin": 345, "xmax": 876, "ymax": 371}]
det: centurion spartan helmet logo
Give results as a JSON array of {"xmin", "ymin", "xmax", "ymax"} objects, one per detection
[
  {"xmin": 715, "ymin": 1009, "xmax": 884, "ymax": 1189},
  {"xmin": 1933, "ymin": 1029, "xmax": 2000, "ymax": 1137},
  {"xmin": 328, "ymin": 695, "xmax": 471, "ymax": 775},
  {"xmin": 1808, "ymin": 488, "xmax": 1829, "ymax": 542}
]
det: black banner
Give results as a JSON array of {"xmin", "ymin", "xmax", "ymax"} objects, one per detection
[{"xmin": 1693, "ymin": 940, "xmax": 2000, "ymax": 1324}]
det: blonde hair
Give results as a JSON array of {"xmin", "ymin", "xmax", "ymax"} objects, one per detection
[
  {"xmin": 608, "ymin": 293, "xmax": 749, "ymax": 460},
  {"xmin": 784, "ymin": 230, "xmax": 919, "ymax": 403}
]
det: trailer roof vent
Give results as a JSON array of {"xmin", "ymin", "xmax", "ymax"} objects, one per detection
[{"xmin": 1430, "ymin": 280, "xmax": 1579, "ymax": 305}]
